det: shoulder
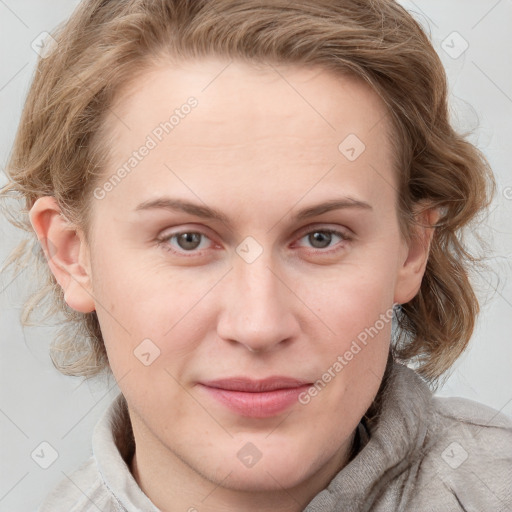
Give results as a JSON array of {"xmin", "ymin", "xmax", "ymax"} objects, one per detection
[
  {"xmin": 433, "ymin": 394, "xmax": 512, "ymax": 429},
  {"xmin": 413, "ymin": 395, "xmax": 512, "ymax": 511},
  {"xmin": 36, "ymin": 456, "xmax": 117, "ymax": 512},
  {"xmin": 430, "ymin": 394, "xmax": 512, "ymax": 465}
]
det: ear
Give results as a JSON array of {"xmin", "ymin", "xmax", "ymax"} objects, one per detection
[
  {"xmin": 393, "ymin": 205, "xmax": 441, "ymax": 305},
  {"xmin": 29, "ymin": 196, "xmax": 95, "ymax": 313}
]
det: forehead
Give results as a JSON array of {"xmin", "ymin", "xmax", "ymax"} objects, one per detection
[
  {"xmin": 108, "ymin": 57, "xmax": 391, "ymax": 142},
  {"xmin": 96, "ymin": 57, "xmax": 396, "ymax": 211}
]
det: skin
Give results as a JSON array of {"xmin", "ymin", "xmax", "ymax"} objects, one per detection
[{"xmin": 30, "ymin": 57, "xmax": 437, "ymax": 511}]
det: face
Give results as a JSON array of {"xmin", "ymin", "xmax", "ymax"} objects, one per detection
[{"xmin": 33, "ymin": 57, "xmax": 430, "ymax": 503}]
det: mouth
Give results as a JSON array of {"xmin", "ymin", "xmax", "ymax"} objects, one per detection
[{"xmin": 197, "ymin": 376, "xmax": 312, "ymax": 418}]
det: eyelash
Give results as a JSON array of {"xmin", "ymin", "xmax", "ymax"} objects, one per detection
[{"xmin": 156, "ymin": 227, "xmax": 351, "ymax": 257}]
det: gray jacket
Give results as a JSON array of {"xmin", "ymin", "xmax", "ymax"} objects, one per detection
[{"xmin": 38, "ymin": 362, "xmax": 512, "ymax": 511}]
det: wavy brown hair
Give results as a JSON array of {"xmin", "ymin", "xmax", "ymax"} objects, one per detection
[{"xmin": 1, "ymin": 0, "xmax": 495, "ymax": 382}]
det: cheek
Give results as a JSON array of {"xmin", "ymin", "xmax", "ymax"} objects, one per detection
[
  {"xmin": 89, "ymin": 250, "xmax": 220, "ymax": 374},
  {"xmin": 290, "ymin": 256, "xmax": 396, "ymax": 401},
  {"xmin": 302, "ymin": 278, "xmax": 393, "ymax": 419},
  {"xmin": 293, "ymin": 258, "xmax": 397, "ymax": 337},
  {"xmin": 90, "ymin": 244, "xmax": 190, "ymax": 326}
]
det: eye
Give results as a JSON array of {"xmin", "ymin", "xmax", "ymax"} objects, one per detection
[
  {"xmin": 157, "ymin": 226, "xmax": 351, "ymax": 257},
  {"xmin": 158, "ymin": 231, "xmax": 214, "ymax": 254},
  {"xmin": 296, "ymin": 228, "xmax": 350, "ymax": 252}
]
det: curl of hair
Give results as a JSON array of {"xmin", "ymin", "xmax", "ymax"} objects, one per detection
[{"xmin": 1, "ymin": 0, "xmax": 495, "ymax": 382}]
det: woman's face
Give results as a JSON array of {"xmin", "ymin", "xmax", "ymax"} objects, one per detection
[{"xmin": 47, "ymin": 58, "xmax": 429, "ymax": 501}]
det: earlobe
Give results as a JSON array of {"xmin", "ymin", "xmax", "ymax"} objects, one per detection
[
  {"xmin": 29, "ymin": 197, "xmax": 95, "ymax": 313},
  {"xmin": 393, "ymin": 206, "xmax": 440, "ymax": 305}
]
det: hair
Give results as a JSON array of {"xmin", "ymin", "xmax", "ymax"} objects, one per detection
[{"xmin": 1, "ymin": 0, "xmax": 495, "ymax": 383}]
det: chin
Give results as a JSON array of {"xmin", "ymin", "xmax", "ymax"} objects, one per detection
[
  {"xmin": 201, "ymin": 442, "xmax": 316, "ymax": 492},
  {"xmin": 218, "ymin": 463, "xmax": 308, "ymax": 493}
]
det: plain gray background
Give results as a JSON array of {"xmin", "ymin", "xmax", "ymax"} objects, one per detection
[{"xmin": 1, "ymin": 1, "xmax": 511, "ymax": 510}]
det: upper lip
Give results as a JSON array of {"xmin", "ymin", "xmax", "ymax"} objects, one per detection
[{"xmin": 200, "ymin": 376, "xmax": 311, "ymax": 392}]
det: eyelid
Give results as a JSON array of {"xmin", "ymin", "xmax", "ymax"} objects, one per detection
[
  {"xmin": 158, "ymin": 224, "xmax": 216, "ymax": 241},
  {"xmin": 293, "ymin": 223, "xmax": 353, "ymax": 241}
]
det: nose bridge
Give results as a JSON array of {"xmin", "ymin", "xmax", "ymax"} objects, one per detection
[
  {"xmin": 239, "ymin": 256, "xmax": 280, "ymax": 309},
  {"xmin": 217, "ymin": 249, "xmax": 297, "ymax": 351}
]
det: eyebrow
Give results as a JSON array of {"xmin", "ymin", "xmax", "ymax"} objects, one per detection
[{"xmin": 135, "ymin": 196, "xmax": 373, "ymax": 230}]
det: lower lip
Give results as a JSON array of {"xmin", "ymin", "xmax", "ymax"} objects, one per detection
[{"xmin": 199, "ymin": 384, "xmax": 311, "ymax": 418}]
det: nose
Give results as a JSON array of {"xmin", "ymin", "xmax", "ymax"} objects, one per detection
[{"xmin": 216, "ymin": 253, "xmax": 300, "ymax": 353}]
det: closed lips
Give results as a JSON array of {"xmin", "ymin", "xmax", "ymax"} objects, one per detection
[
  {"xmin": 197, "ymin": 376, "xmax": 314, "ymax": 418},
  {"xmin": 200, "ymin": 377, "xmax": 312, "ymax": 392}
]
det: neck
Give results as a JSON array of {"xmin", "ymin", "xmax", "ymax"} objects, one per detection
[{"xmin": 128, "ymin": 416, "xmax": 356, "ymax": 512}]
